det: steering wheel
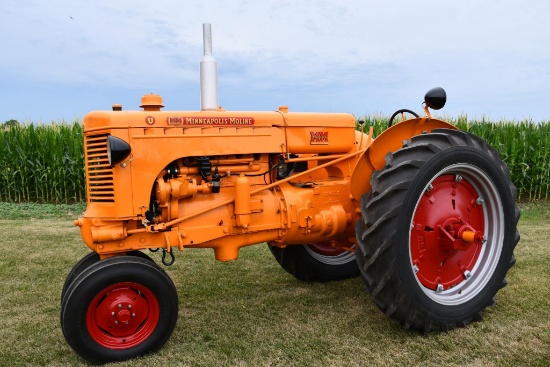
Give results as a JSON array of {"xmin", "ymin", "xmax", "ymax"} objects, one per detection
[{"xmin": 388, "ymin": 109, "xmax": 419, "ymax": 127}]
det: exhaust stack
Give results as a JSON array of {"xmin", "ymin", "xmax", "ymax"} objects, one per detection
[{"xmin": 200, "ymin": 23, "xmax": 219, "ymax": 111}]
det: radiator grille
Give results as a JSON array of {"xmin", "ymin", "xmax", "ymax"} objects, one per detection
[{"xmin": 86, "ymin": 134, "xmax": 114, "ymax": 203}]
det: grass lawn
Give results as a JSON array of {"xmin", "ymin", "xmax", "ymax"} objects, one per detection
[{"xmin": 0, "ymin": 203, "xmax": 548, "ymax": 366}]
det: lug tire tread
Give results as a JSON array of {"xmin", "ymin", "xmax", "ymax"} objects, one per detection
[{"xmin": 356, "ymin": 129, "xmax": 520, "ymax": 332}]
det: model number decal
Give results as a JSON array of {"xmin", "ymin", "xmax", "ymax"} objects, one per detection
[
  {"xmin": 310, "ymin": 131, "xmax": 329, "ymax": 145},
  {"xmin": 167, "ymin": 116, "xmax": 255, "ymax": 126}
]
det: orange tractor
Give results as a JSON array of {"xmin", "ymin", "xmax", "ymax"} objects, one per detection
[{"xmin": 61, "ymin": 24, "xmax": 519, "ymax": 364}]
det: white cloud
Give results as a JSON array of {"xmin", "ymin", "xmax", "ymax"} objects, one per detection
[{"xmin": 1, "ymin": 0, "xmax": 549, "ymax": 121}]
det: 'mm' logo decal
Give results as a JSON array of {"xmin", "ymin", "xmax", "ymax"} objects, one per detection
[{"xmin": 310, "ymin": 131, "xmax": 328, "ymax": 145}]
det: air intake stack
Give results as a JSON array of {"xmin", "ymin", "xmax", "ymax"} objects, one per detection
[{"xmin": 200, "ymin": 23, "xmax": 219, "ymax": 111}]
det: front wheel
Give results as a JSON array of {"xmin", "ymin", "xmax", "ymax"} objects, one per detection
[
  {"xmin": 356, "ymin": 129, "xmax": 519, "ymax": 331},
  {"xmin": 61, "ymin": 256, "xmax": 178, "ymax": 364},
  {"xmin": 60, "ymin": 250, "xmax": 154, "ymax": 305},
  {"xmin": 268, "ymin": 242, "xmax": 359, "ymax": 282}
]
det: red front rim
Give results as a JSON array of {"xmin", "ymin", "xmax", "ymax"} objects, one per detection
[
  {"xmin": 86, "ymin": 282, "xmax": 160, "ymax": 349},
  {"xmin": 410, "ymin": 175, "xmax": 484, "ymax": 291}
]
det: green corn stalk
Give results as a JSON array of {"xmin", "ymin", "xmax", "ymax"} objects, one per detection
[
  {"xmin": 0, "ymin": 117, "xmax": 548, "ymax": 203},
  {"xmin": 357, "ymin": 115, "xmax": 549, "ymax": 202},
  {"xmin": 0, "ymin": 120, "xmax": 85, "ymax": 203}
]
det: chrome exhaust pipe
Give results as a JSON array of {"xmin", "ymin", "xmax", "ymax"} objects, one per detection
[{"xmin": 200, "ymin": 23, "xmax": 218, "ymax": 111}]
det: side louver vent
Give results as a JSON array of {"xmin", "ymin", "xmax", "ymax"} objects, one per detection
[{"xmin": 86, "ymin": 134, "xmax": 115, "ymax": 203}]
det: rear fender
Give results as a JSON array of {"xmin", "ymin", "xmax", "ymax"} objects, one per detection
[{"xmin": 350, "ymin": 118, "xmax": 457, "ymax": 201}]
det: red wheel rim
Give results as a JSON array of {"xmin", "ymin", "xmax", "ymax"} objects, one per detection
[
  {"xmin": 410, "ymin": 175, "xmax": 485, "ymax": 291},
  {"xmin": 307, "ymin": 242, "xmax": 346, "ymax": 257},
  {"xmin": 86, "ymin": 282, "xmax": 160, "ymax": 349}
]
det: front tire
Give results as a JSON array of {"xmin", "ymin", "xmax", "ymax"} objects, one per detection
[
  {"xmin": 268, "ymin": 243, "xmax": 359, "ymax": 282},
  {"xmin": 61, "ymin": 256, "xmax": 178, "ymax": 364},
  {"xmin": 356, "ymin": 129, "xmax": 519, "ymax": 331},
  {"xmin": 60, "ymin": 251, "xmax": 154, "ymax": 308}
]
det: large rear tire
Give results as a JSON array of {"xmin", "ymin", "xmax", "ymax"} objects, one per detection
[
  {"xmin": 355, "ymin": 129, "xmax": 519, "ymax": 332},
  {"xmin": 268, "ymin": 243, "xmax": 359, "ymax": 282},
  {"xmin": 61, "ymin": 256, "xmax": 178, "ymax": 364}
]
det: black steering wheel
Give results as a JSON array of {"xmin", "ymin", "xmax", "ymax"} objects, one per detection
[{"xmin": 388, "ymin": 109, "xmax": 419, "ymax": 127}]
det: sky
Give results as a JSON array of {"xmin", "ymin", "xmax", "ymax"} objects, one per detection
[{"xmin": 1, "ymin": 0, "xmax": 549, "ymax": 123}]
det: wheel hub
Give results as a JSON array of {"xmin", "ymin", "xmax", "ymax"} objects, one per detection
[
  {"xmin": 410, "ymin": 175, "xmax": 485, "ymax": 292},
  {"xmin": 115, "ymin": 308, "xmax": 132, "ymax": 324},
  {"xmin": 94, "ymin": 289, "xmax": 148, "ymax": 337},
  {"xmin": 86, "ymin": 282, "xmax": 159, "ymax": 349},
  {"xmin": 438, "ymin": 217, "xmax": 484, "ymax": 252}
]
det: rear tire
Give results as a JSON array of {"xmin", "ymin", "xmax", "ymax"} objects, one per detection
[
  {"xmin": 61, "ymin": 256, "xmax": 178, "ymax": 364},
  {"xmin": 355, "ymin": 129, "xmax": 519, "ymax": 331},
  {"xmin": 268, "ymin": 243, "xmax": 359, "ymax": 282}
]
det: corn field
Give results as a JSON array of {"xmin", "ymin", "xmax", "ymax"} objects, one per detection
[
  {"xmin": 1, "ymin": 117, "xmax": 549, "ymax": 204},
  {"xmin": 358, "ymin": 114, "xmax": 550, "ymax": 202},
  {"xmin": 0, "ymin": 121, "xmax": 85, "ymax": 203}
]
